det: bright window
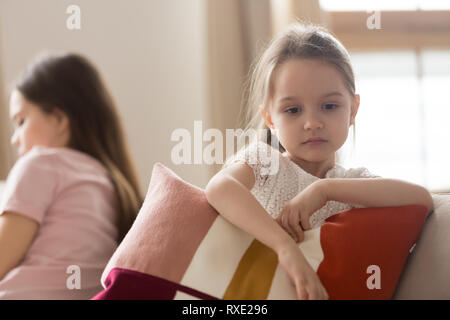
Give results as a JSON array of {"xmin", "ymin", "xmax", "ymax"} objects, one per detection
[
  {"xmin": 319, "ymin": 0, "xmax": 450, "ymax": 11},
  {"xmin": 338, "ymin": 50, "xmax": 450, "ymax": 191}
]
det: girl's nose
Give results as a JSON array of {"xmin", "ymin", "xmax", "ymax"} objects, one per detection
[{"xmin": 303, "ymin": 113, "xmax": 323, "ymax": 130}]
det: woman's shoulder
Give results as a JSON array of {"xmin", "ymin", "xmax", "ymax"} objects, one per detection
[
  {"xmin": 8, "ymin": 147, "xmax": 56, "ymax": 179},
  {"xmin": 8, "ymin": 146, "xmax": 112, "ymax": 194},
  {"xmin": 20, "ymin": 146, "xmax": 108, "ymax": 175}
]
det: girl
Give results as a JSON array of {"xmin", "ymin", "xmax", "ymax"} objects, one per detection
[
  {"xmin": 0, "ymin": 53, "xmax": 143, "ymax": 299},
  {"xmin": 205, "ymin": 23, "xmax": 434, "ymax": 300}
]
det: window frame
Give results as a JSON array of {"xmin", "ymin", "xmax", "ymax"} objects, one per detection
[{"xmin": 328, "ymin": 10, "xmax": 450, "ymax": 50}]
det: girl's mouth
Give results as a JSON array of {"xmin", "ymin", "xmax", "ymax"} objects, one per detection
[{"xmin": 303, "ymin": 137, "xmax": 326, "ymax": 145}]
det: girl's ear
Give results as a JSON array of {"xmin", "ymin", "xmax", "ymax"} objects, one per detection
[
  {"xmin": 260, "ymin": 107, "xmax": 274, "ymax": 129},
  {"xmin": 350, "ymin": 94, "xmax": 360, "ymax": 125},
  {"xmin": 52, "ymin": 108, "xmax": 70, "ymax": 134}
]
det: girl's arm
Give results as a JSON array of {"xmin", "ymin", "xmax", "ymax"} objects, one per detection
[
  {"xmin": 320, "ymin": 178, "xmax": 434, "ymax": 215},
  {"xmin": 205, "ymin": 163, "xmax": 328, "ymax": 300},
  {"xmin": 276, "ymin": 177, "xmax": 434, "ymax": 239},
  {"xmin": 0, "ymin": 212, "xmax": 38, "ymax": 281},
  {"xmin": 206, "ymin": 163, "xmax": 296, "ymax": 253}
]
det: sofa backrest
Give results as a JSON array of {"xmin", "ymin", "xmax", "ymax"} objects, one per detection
[{"xmin": 393, "ymin": 194, "xmax": 450, "ymax": 299}]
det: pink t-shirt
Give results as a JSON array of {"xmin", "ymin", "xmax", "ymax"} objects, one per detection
[{"xmin": 0, "ymin": 146, "xmax": 119, "ymax": 299}]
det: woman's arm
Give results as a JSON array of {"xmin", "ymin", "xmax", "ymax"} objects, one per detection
[
  {"xmin": 205, "ymin": 163, "xmax": 328, "ymax": 299},
  {"xmin": 0, "ymin": 212, "xmax": 38, "ymax": 281},
  {"xmin": 320, "ymin": 178, "xmax": 434, "ymax": 215}
]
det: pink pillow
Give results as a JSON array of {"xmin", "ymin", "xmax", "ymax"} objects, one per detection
[{"xmin": 93, "ymin": 163, "xmax": 427, "ymax": 300}]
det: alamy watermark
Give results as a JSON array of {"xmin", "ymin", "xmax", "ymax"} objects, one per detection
[
  {"xmin": 66, "ymin": 265, "xmax": 81, "ymax": 290},
  {"xmin": 366, "ymin": 10, "xmax": 381, "ymax": 30},
  {"xmin": 366, "ymin": 265, "xmax": 381, "ymax": 290},
  {"xmin": 66, "ymin": 5, "xmax": 81, "ymax": 30},
  {"xmin": 170, "ymin": 121, "xmax": 280, "ymax": 175}
]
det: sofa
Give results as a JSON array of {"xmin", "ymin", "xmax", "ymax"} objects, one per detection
[
  {"xmin": 0, "ymin": 180, "xmax": 449, "ymax": 299},
  {"xmin": 393, "ymin": 193, "xmax": 450, "ymax": 299}
]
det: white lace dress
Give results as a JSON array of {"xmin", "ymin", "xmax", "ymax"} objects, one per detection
[{"xmin": 230, "ymin": 141, "xmax": 380, "ymax": 229}]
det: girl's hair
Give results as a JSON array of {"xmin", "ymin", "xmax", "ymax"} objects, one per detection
[
  {"xmin": 15, "ymin": 52, "xmax": 143, "ymax": 242},
  {"xmin": 232, "ymin": 22, "xmax": 356, "ymax": 161}
]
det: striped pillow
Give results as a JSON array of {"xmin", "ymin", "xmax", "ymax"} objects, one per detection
[{"xmin": 92, "ymin": 163, "xmax": 427, "ymax": 300}]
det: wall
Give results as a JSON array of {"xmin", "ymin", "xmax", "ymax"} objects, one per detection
[
  {"xmin": 0, "ymin": 39, "xmax": 12, "ymax": 179},
  {"xmin": 0, "ymin": 0, "xmax": 211, "ymax": 189}
]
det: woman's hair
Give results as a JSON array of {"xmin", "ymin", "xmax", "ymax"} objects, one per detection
[
  {"xmin": 15, "ymin": 52, "xmax": 143, "ymax": 242},
  {"xmin": 234, "ymin": 22, "xmax": 357, "ymax": 159}
]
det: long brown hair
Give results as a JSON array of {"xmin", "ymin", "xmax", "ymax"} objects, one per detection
[{"xmin": 15, "ymin": 52, "xmax": 143, "ymax": 241}]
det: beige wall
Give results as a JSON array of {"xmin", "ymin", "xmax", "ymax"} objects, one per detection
[
  {"xmin": 207, "ymin": 0, "xmax": 272, "ymax": 174},
  {"xmin": 0, "ymin": 0, "xmax": 292, "ymax": 188},
  {"xmin": 0, "ymin": 0, "xmax": 211, "ymax": 189},
  {"xmin": 0, "ymin": 41, "xmax": 13, "ymax": 179}
]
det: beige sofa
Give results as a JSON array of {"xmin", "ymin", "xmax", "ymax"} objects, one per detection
[
  {"xmin": 393, "ymin": 193, "xmax": 450, "ymax": 299},
  {"xmin": 0, "ymin": 181, "xmax": 449, "ymax": 299}
]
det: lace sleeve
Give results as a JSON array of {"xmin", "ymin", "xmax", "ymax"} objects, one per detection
[
  {"xmin": 229, "ymin": 141, "xmax": 280, "ymax": 187},
  {"xmin": 229, "ymin": 142, "xmax": 261, "ymax": 186},
  {"xmin": 344, "ymin": 167, "xmax": 381, "ymax": 179}
]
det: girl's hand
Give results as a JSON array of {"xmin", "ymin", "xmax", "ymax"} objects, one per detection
[
  {"xmin": 275, "ymin": 180, "xmax": 328, "ymax": 242},
  {"xmin": 277, "ymin": 242, "xmax": 329, "ymax": 300}
]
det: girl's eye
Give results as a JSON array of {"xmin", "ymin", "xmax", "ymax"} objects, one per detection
[
  {"xmin": 16, "ymin": 119, "xmax": 24, "ymax": 127},
  {"xmin": 323, "ymin": 104, "xmax": 338, "ymax": 110},
  {"xmin": 285, "ymin": 107, "xmax": 300, "ymax": 114}
]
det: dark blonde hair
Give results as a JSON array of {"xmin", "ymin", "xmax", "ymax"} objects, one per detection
[
  {"xmin": 236, "ymin": 22, "xmax": 357, "ymax": 156},
  {"xmin": 15, "ymin": 52, "xmax": 143, "ymax": 242}
]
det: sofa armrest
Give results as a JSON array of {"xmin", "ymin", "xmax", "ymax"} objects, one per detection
[{"xmin": 393, "ymin": 194, "xmax": 450, "ymax": 299}]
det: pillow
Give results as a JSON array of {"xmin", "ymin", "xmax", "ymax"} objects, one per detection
[
  {"xmin": 393, "ymin": 194, "xmax": 450, "ymax": 299},
  {"xmin": 92, "ymin": 163, "xmax": 428, "ymax": 300}
]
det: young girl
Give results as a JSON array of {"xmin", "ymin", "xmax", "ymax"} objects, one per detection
[
  {"xmin": 205, "ymin": 23, "xmax": 434, "ymax": 300},
  {"xmin": 0, "ymin": 53, "xmax": 143, "ymax": 299}
]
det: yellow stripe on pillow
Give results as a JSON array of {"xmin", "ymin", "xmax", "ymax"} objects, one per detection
[
  {"xmin": 223, "ymin": 240, "xmax": 278, "ymax": 300},
  {"xmin": 179, "ymin": 216, "xmax": 254, "ymax": 298}
]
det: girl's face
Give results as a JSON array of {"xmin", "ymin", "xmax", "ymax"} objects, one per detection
[
  {"xmin": 9, "ymin": 89, "xmax": 70, "ymax": 157},
  {"xmin": 262, "ymin": 58, "xmax": 359, "ymax": 169}
]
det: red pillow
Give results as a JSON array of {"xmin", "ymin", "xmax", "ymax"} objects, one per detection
[
  {"xmin": 318, "ymin": 206, "xmax": 426, "ymax": 299},
  {"xmin": 93, "ymin": 163, "xmax": 427, "ymax": 300}
]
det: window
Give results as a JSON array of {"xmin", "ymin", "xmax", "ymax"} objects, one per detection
[
  {"xmin": 338, "ymin": 50, "xmax": 450, "ymax": 191},
  {"xmin": 315, "ymin": 2, "xmax": 450, "ymax": 191},
  {"xmin": 319, "ymin": 0, "xmax": 450, "ymax": 11}
]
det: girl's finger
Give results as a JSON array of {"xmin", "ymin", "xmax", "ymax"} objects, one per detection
[
  {"xmin": 275, "ymin": 215, "xmax": 281, "ymax": 225},
  {"xmin": 283, "ymin": 222, "xmax": 298, "ymax": 242},
  {"xmin": 308, "ymin": 289, "xmax": 317, "ymax": 300},
  {"xmin": 281, "ymin": 210, "xmax": 295, "ymax": 238},
  {"xmin": 276, "ymin": 213, "xmax": 297, "ymax": 241},
  {"xmin": 288, "ymin": 209, "xmax": 303, "ymax": 241},
  {"xmin": 281, "ymin": 208, "xmax": 288, "ymax": 225},
  {"xmin": 299, "ymin": 289, "xmax": 309, "ymax": 300},
  {"xmin": 300, "ymin": 212, "xmax": 311, "ymax": 230},
  {"xmin": 275, "ymin": 207, "xmax": 286, "ymax": 224},
  {"xmin": 296, "ymin": 284, "xmax": 308, "ymax": 300}
]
